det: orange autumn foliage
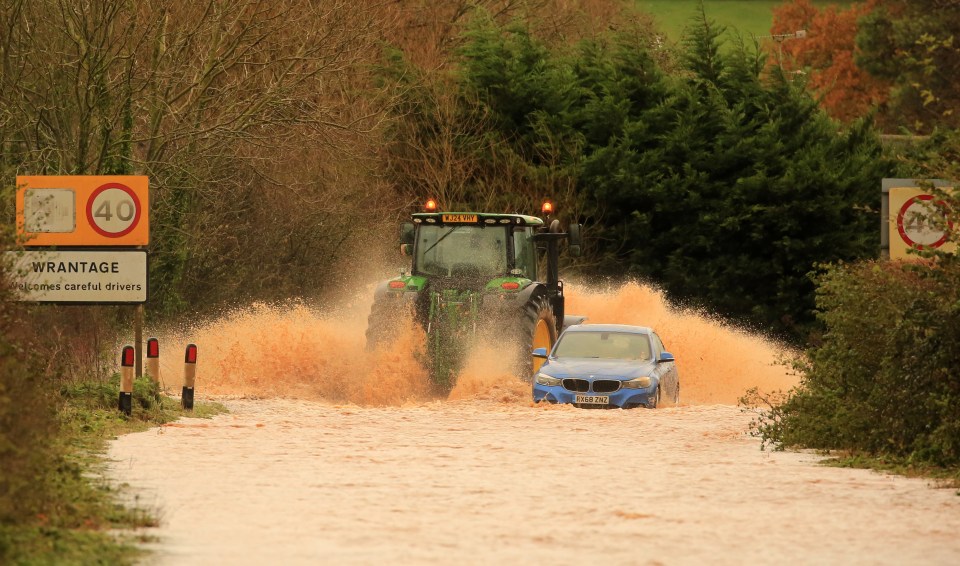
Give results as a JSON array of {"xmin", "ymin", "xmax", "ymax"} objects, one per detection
[{"xmin": 771, "ymin": 0, "xmax": 890, "ymax": 123}]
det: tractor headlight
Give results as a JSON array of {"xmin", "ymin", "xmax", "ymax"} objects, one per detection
[
  {"xmin": 535, "ymin": 373, "xmax": 562, "ymax": 387},
  {"xmin": 622, "ymin": 376, "xmax": 652, "ymax": 389}
]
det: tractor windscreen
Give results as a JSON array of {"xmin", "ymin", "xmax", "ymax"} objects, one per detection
[{"xmin": 415, "ymin": 225, "xmax": 509, "ymax": 278}]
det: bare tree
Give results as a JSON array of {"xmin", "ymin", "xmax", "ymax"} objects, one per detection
[{"xmin": 1, "ymin": 0, "xmax": 405, "ymax": 308}]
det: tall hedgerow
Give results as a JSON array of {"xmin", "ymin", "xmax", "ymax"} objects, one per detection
[
  {"xmin": 0, "ymin": 212, "xmax": 60, "ymax": 557},
  {"xmin": 585, "ymin": 10, "xmax": 894, "ymax": 340}
]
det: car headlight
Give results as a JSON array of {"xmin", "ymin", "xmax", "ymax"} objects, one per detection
[
  {"xmin": 534, "ymin": 373, "xmax": 562, "ymax": 387},
  {"xmin": 621, "ymin": 376, "xmax": 652, "ymax": 389}
]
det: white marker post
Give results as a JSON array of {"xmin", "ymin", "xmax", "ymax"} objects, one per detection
[
  {"xmin": 182, "ymin": 344, "xmax": 197, "ymax": 410},
  {"xmin": 146, "ymin": 338, "xmax": 160, "ymax": 383},
  {"xmin": 146, "ymin": 337, "xmax": 161, "ymax": 402},
  {"xmin": 119, "ymin": 345, "xmax": 134, "ymax": 415}
]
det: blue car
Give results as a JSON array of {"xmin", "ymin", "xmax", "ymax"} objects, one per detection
[{"xmin": 532, "ymin": 324, "xmax": 680, "ymax": 409}]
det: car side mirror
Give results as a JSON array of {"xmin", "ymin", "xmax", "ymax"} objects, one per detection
[
  {"xmin": 532, "ymin": 347, "xmax": 548, "ymax": 359},
  {"xmin": 658, "ymin": 352, "xmax": 675, "ymax": 363},
  {"xmin": 400, "ymin": 222, "xmax": 415, "ymax": 245}
]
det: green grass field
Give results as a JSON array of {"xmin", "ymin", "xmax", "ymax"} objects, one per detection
[{"xmin": 635, "ymin": 1, "xmax": 851, "ymax": 42}]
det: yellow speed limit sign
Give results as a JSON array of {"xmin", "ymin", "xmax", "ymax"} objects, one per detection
[{"xmin": 17, "ymin": 175, "xmax": 149, "ymax": 246}]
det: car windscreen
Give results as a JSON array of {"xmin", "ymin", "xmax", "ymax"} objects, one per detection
[{"xmin": 552, "ymin": 331, "xmax": 652, "ymax": 361}]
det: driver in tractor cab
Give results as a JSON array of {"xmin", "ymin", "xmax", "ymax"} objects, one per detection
[{"xmin": 467, "ymin": 230, "xmax": 506, "ymax": 274}]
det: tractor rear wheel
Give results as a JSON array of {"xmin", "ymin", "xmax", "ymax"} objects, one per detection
[
  {"xmin": 365, "ymin": 299, "xmax": 410, "ymax": 351},
  {"xmin": 517, "ymin": 295, "xmax": 557, "ymax": 381}
]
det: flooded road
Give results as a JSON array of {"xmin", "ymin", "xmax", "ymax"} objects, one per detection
[
  {"xmin": 107, "ymin": 283, "xmax": 960, "ymax": 564},
  {"xmin": 110, "ymin": 399, "xmax": 960, "ymax": 565}
]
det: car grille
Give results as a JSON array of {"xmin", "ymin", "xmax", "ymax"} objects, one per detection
[
  {"xmin": 592, "ymin": 379, "xmax": 622, "ymax": 393},
  {"xmin": 562, "ymin": 378, "xmax": 589, "ymax": 392},
  {"xmin": 561, "ymin": 378, "xmax": 622, "ymax": 393}
]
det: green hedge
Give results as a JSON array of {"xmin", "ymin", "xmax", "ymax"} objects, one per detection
[
  {"xmin": 0, "ymin": 302, "xmax": 58, "ymax": 531},
  {"xmin": 748, "ymin": 258, "xmax": 960, "ymax": 466}
]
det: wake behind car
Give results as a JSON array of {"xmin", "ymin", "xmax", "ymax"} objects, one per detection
[{"xmin": 531, "ymin": 324, "xmax": 679, "ymax": 409}]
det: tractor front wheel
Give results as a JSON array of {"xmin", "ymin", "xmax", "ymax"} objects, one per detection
[{"xmin": 518, "ymin": 295, "xmax": 557, "ymax": 382}]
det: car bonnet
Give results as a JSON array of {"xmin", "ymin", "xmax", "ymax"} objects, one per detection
[{"xmin": 540, "ymin": 357, "xmax": 657, "ymax": 379}]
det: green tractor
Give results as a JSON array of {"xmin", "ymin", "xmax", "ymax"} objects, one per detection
[{"xmin": 366, "ymin": 201, "xmax": 583, "ymax": 391}]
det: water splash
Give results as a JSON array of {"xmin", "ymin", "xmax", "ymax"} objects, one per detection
[
  {"xmin": 151, "ymin": 298, "xmax": 432, "ymax": 406},
  {"xmin": 148, "ymin": 281, "xmax": 797, "ymax": 406},
  {"xmin": 564, "ymin": 282, "xmax": 798, "ymax": 404},
  {"xmin": 448, "ymin": 344, "xmax": 530, "ymax": 404}
]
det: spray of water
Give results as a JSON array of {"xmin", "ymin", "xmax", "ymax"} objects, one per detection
[
  {"xmin": 149, "ymin": 281, "xmax": 797, "ymax": 406},
  {"xmin": 563, "ymin": 282, "xmax": 799, "ymax": 404},
  {"xmin": 448, "ymin": 344, "xmax": 531, "ymax": 404},
  {"xmin": 152, "ymin": 297, "xmax": 431, "ymax": 406}
]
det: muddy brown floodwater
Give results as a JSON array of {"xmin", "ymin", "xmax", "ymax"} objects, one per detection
[{"xmin": 108, "ymin": 283, "xmax": 960, "ymax": 565}]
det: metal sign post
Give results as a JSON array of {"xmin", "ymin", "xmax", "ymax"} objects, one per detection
[{"xmin": 135, "ymin": 304, "xmax": 144, "ymax": 378}]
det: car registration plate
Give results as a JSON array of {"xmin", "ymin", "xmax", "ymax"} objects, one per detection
[{"xmin": 575, "ymin": 395, "xmax": 609, "ymax": 405}]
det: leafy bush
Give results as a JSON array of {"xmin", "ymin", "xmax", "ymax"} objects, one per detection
[
  {"xmin": 747, "ymin": 259, "xmax": 960, "ymax": 466},
  {"xmin": 576, "ymin": 12, "xmax": 893, "ymax": 341},
  {"xmin": 0, "ymin": 268, "xmax": 60, "ymax": 536},
  {"xmin": 0, "ymin": 319, "xmax": 59, "ymax": 527}
]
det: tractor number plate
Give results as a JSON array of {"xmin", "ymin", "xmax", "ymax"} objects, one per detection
[
  {"xmin": 575, "ymin": 395, "xmax": 609, "ymax": 405},
  {"xmin": 441, "ymin": 214, "xmax": 477, "ymax": 223}
]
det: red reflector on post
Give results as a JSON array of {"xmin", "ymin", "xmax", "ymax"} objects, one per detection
[
  {"xmin": 501, "ymin": 282, "xmax": 520, "ymax": 290},
  {"xmin": 185, "ymin": 344, "xmax": 198, "ymax": 364},
  {"xmin": 389, "ymin": 280, "xmax": 406, "ymax": 289},
  {"xmin": 147, "ymin": 337, "xmax": 159, "ymax": 358},
  {"xmin": 121, "ymin": 345, "xmax": 135, "ymax": 367}
]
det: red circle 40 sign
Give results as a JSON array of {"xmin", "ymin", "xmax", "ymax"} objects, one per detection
[
  {"xmin": 86, "ymin": 183, "xmax": 143, "ymax": 238},
  {"xmin": 897, "ymin": 194, "xmax": 951, "ymax": 250}
]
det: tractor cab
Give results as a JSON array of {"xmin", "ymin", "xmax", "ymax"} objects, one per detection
[{"xmin": 404, "ymin": 212, "xmax": 543, "ymax": 284}]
